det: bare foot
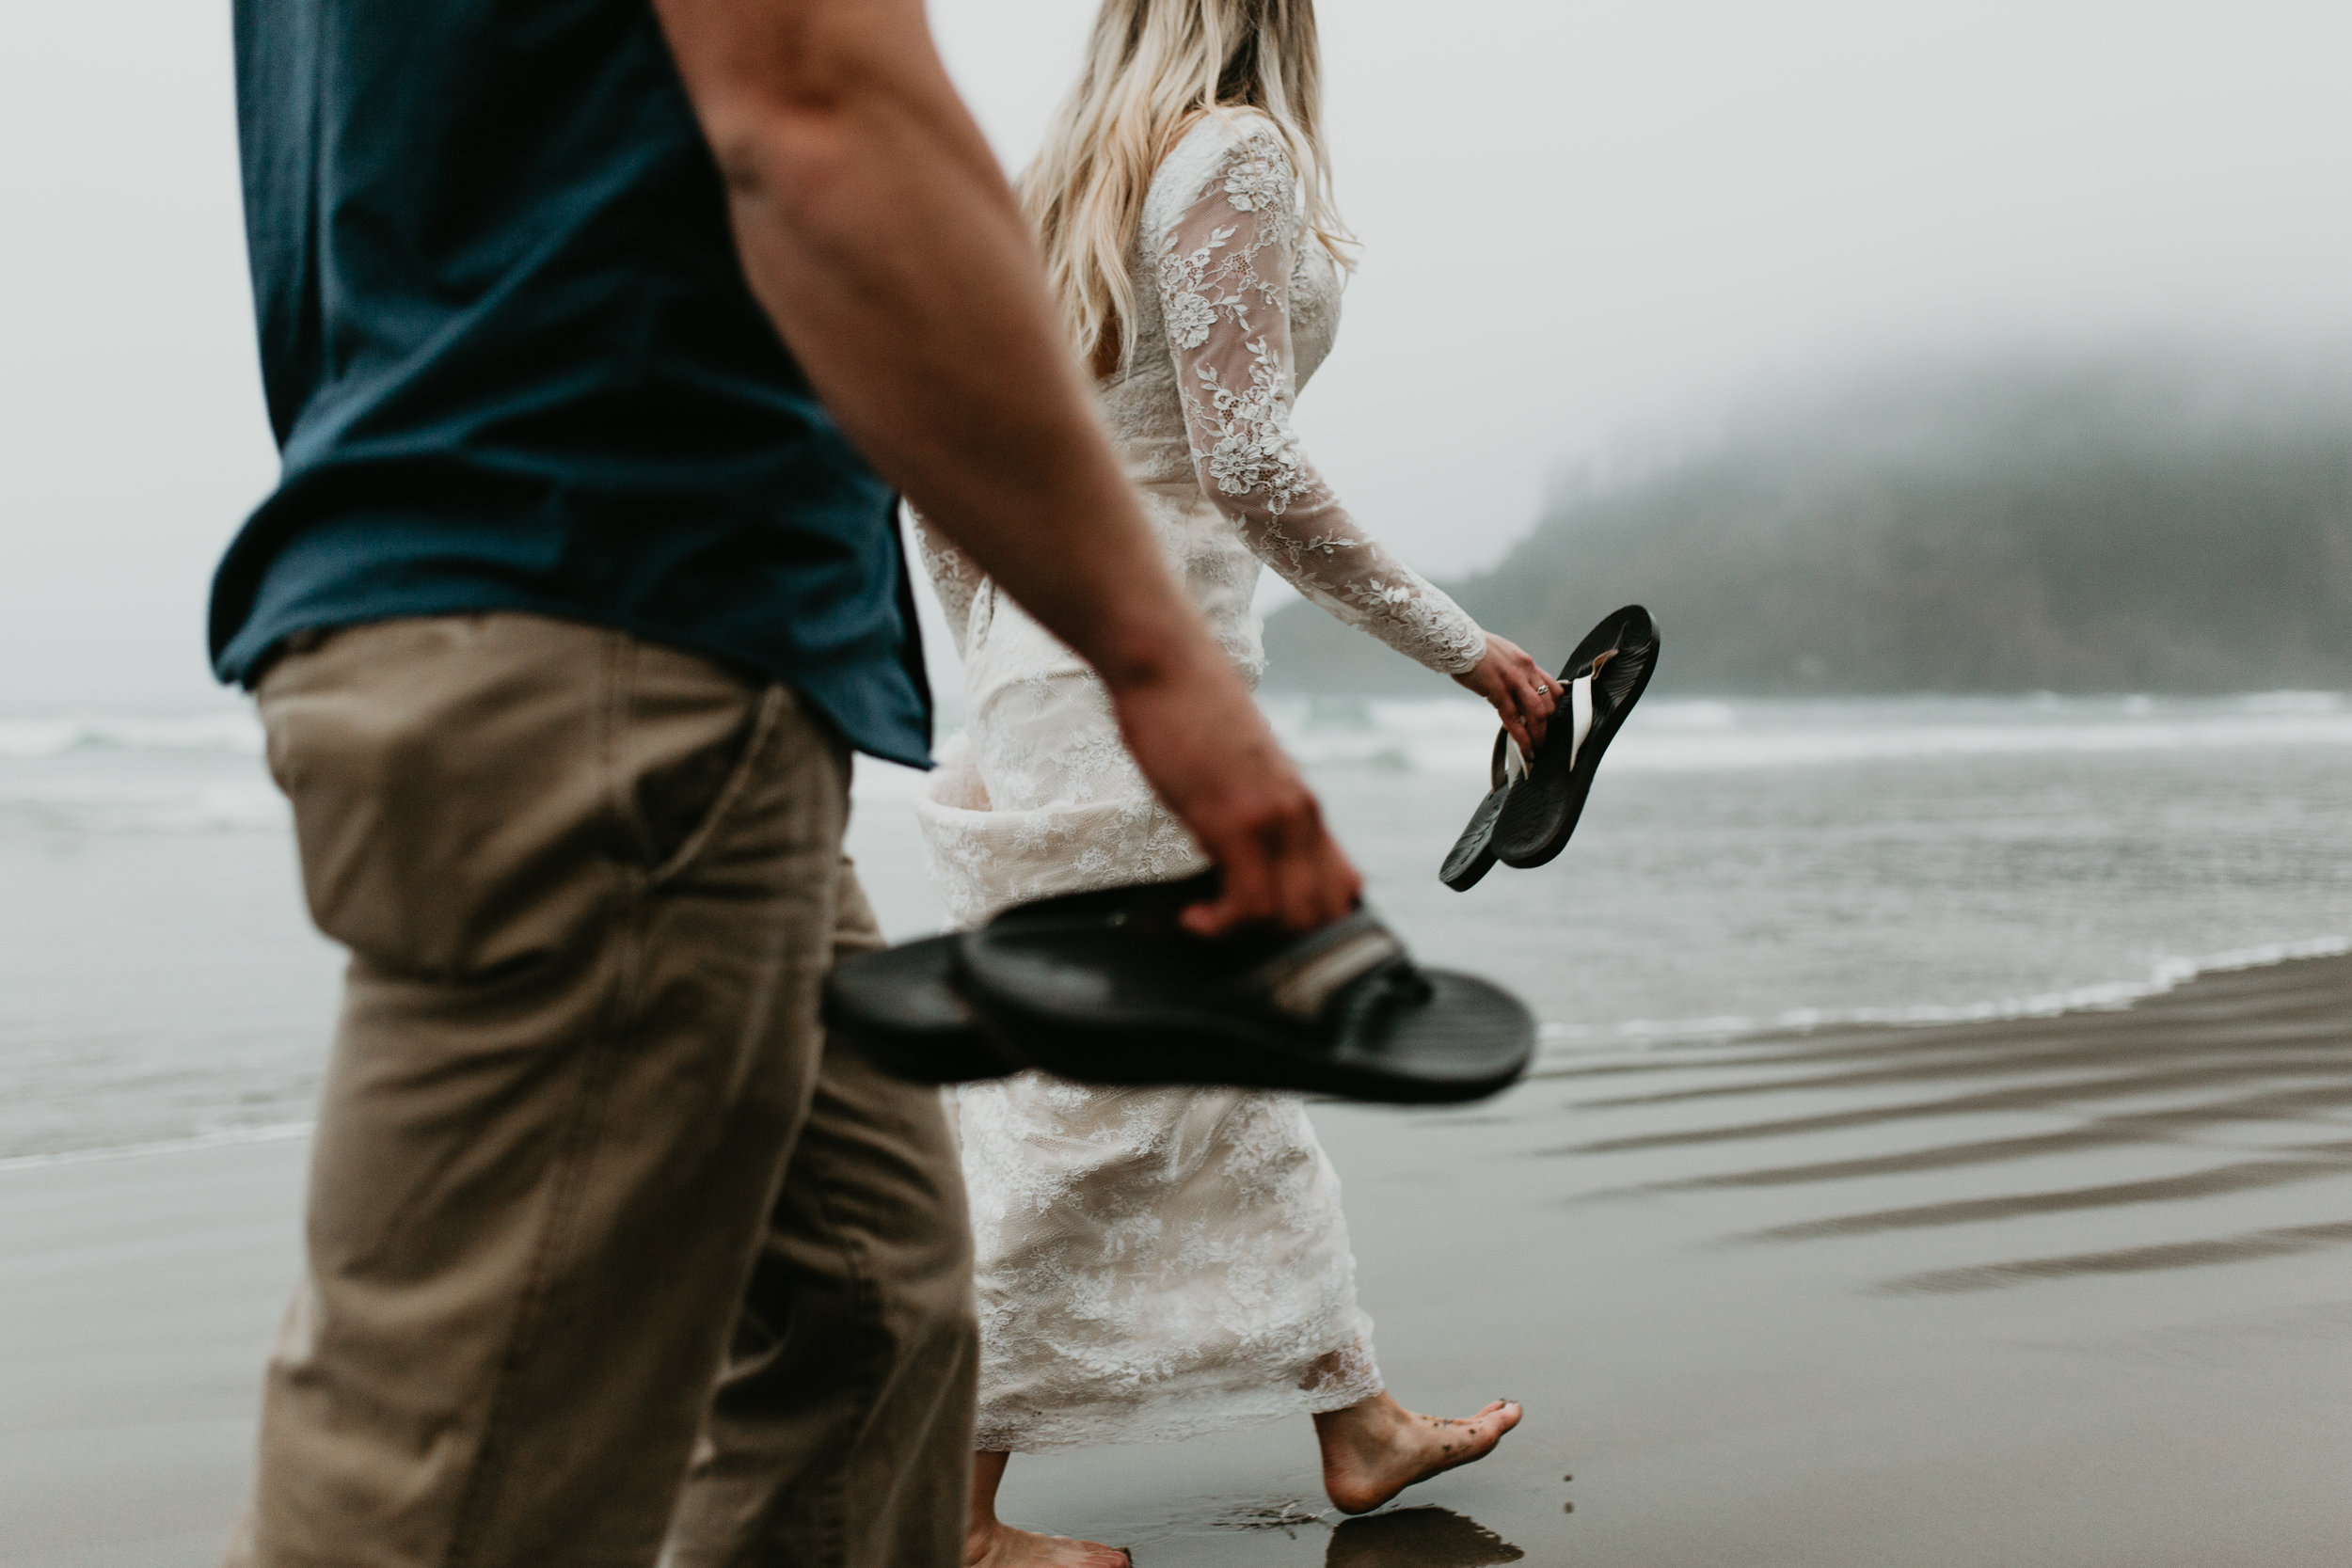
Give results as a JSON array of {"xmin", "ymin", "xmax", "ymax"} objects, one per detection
[
  {"xmin": 1313, "ymin": 1393, "xmax": 1523, "ymax": 1516},
  {"xmin": 965, "ymin": 1520, "xmax": 1131, "ymax": 1568}
]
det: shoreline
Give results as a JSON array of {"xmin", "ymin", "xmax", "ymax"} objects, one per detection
[
  {"xmin": 1534, "ymin": 930, "xmax": 2352, "ymax": 1055},
  {"xmin": 9, "ymin": 933, "xmax": 2348, "ymax": 1170},
  {"xmin": 0, "ymin": 1121, "xmax": 312, "ymax": 1176}
]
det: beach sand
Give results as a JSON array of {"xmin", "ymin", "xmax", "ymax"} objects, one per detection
[{"xmin": 5, "ymin": 953, "xmax": 2349, "ymax": 1566}]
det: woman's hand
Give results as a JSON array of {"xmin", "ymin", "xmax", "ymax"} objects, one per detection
[{"xmin": 1452, "ymin": 633, "xmax": 1556, "ymax": 760}]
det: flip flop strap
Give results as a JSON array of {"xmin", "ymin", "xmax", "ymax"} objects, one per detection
[
  {"xmin": 1502, "ymin": 671, "xmax": 1596, "ymax": 782},
  {"xmin": 1242, "ymin": 911, "xmax": 1422, "ymax": 1027},
  {"xmin": 1501, "ymin": 731, "xmax": 1527, "ymax": 785},
  {"xmin": 1567, "ymin": 672, "xmax": 1595, "ymax": 772}
]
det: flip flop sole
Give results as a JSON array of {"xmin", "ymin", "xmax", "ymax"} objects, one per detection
[
  {"xmin": 821, "ymin": 936, "xmax": 1017, "ymax": 1084},
  {"xmin": 1440, "ymin": 730, "xmax": 1513, "ymax": 891},
  {"xmin": 1492, "ymin": 606, "xmax": 1658, "ymax": 869},
  {"xmin": 956, "ymin": 928, "xmax": 1535, "ymax": 1105},
  {"xmin": 821, "ymin": 876, "xmax": 1229, "ymax": 1085}
]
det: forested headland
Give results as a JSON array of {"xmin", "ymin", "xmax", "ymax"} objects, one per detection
[{"xmin": 1263, "ymin": 351, "xmax": 2352, "ymax": 695}]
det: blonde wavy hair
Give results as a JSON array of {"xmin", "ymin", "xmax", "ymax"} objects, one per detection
[{"xmin": 1022, "ymin": 0, "xmax": 1355, "ymax": 378}]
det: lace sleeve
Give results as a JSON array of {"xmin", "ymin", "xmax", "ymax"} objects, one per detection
[
  {"xmin": 1153, "ymin": 120, "xmax": 1486, "ymax": 676},
  {"xmin": 908, "ymin": 504, "xmax": 985, "ymax": 660}
]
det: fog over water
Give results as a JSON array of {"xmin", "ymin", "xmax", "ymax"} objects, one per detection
[{"xmin": 4, "ymin": 0, "xmax": 2350, "ymax": 708}]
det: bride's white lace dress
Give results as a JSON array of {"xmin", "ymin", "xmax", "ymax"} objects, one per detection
[{"xmin": 912, "ymin": 110, "xmax": 1487, "ymax": 1452}]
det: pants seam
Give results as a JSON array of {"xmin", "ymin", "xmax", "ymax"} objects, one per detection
[
  {"xmin": 799, "ymin": 1171, "xmax": 891, "ymax": 1568},
  {"xmin": 442, "ymin": 632, "xmax": 643, "ymax": 1568}
]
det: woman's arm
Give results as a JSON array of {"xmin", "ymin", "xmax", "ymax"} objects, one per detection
[{"xmin": 1155, "ymin": 122, "xmax": 1554, "ymax": 752}]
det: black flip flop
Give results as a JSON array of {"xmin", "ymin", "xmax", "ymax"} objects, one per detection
[
  {"xmin": 820, "ymin": 877, "xmax": 1269, "ymax": 1084},
  {"xmin": 955, "ymin": 873, "xmax": 1534, "ymax": 1105},
  {"xmin": 1490, "ymin": 604, "xmax": 1657, "ymax": 869},
  {"xmin": 821, "ymin": 935, "xmax": 1016, "ymax": 1084},
  {"xmin": 1440, "ymin": 729, "xmax": 1521, "ymax": 891}
]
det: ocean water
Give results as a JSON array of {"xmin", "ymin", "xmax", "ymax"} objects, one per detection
[{"xmin": 3, "ymin": 693, "xmax": 2348, "ymax": 1164}]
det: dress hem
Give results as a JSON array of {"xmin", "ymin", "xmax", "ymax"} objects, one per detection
[{"xmin": 974, "ymin": 1366, "xmax": 1386, "ymax": 1454}]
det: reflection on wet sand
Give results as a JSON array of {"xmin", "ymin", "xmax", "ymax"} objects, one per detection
[
  {"xmin": 1323, "ymin": 1508, "xmax": 1522, "ymax": 1568},
  {"xmin": 1877, "ymin": 1215, "xmax": 2352, "ymax": 1295},
  {"xmin": 1744, "ymin": 1155, "xmax": 2352, "ymax": 1240},
  {"xmin": 1551, "ymin": 953, "xmax": 2352, "ymax": 1297}
]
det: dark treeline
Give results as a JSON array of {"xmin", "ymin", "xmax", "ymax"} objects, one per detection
[{"xmin": 1263, "ymin": 351, "xmax": 2352, "ymax": 695}]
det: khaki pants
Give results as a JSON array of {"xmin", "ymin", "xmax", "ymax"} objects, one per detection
[{"xmin": 230, "ymin": 614, "xmax": 975, "ymax": 1568}]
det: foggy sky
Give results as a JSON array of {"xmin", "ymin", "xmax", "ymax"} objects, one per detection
[{"xmin": 3, "ymin": 0, "xmax": 2346, "ymax": 709}]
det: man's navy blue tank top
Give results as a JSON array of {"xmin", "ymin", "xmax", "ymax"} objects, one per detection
[{"xmin": 217, "ymin": 0, "xmax": 930, "ymax": 765}]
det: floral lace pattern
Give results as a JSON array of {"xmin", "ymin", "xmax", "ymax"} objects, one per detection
[
  {"xmin": 955, "ymin": 1079, "xmax": 1381, "ymax": 1452},
  {"xmin": 910, "ymin": 507, "xmax": 982, "ymax": 659},
  {"xmin": 908, "ymin": 111, "xmax": 1503, "ymax": 1451},
  {"xmin": 1153, "ymin": 121, "xmax": 1486, "ymax": 675}
]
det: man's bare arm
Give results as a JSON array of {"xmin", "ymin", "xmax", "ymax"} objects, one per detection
[{"xmin": 648, "ymin": 0, "xmax": 1358, "ymax": 932}]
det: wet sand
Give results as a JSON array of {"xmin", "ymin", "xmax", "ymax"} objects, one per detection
[
  {"xmin": 0, "ymin": 1132, "xmax": 299, "ymax": 1567},
  {"xmin": 6, "ymin": 954, "xmax": 2350, "ymax": 1565}
]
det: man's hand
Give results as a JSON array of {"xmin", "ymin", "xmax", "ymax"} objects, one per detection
[
  {"xmin": 1109, "ymin": 663, "xmax": 1361, "ymax": 936},
  {"xmin": 649, "ymin": 0, "xmax": 1359, "ymax": 930}
]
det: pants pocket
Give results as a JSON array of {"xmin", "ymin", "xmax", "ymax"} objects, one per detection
[
  {"xmin": 259, "ymin": 618, "xmax": 623, "ymax": 981},
  {"xmin": 635, "ymin": 683, "xmax": 789, "ymax": 888}
]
